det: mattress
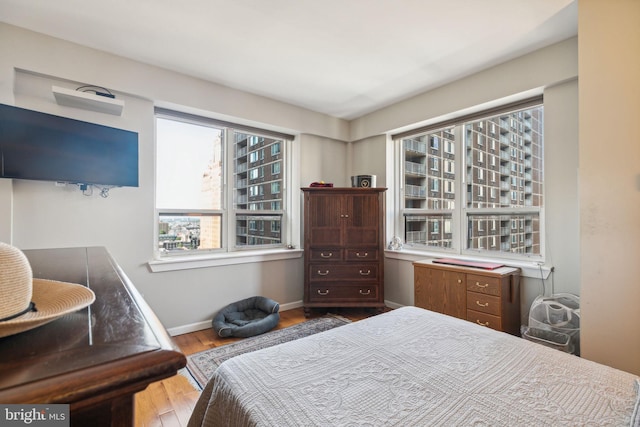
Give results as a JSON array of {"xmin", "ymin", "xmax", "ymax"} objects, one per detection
[{"xmin": 188, "ymin": 306, "xmax": 640, "ymax": 426}]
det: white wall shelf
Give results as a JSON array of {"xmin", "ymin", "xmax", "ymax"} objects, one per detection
[{"xmin": 52, "ymin": 86, "xmax": 124, "ymax": 115}]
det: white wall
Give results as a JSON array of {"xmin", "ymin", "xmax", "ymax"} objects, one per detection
[
  {"xmin": 299, "ymin": 134, "xmax": 349, "ymax": 187},
  {"xmin": 352, "ymin": 39, "xmax": 581, "ymax": 333},
  {"xmin": 348, "ymin": 135, "xmax": 387, "ymax": 188},
  {"xmin": 379, "ymin": 80, "xmax": 580, "ymax": 324},
  {"xmin": 0, "ymin": 23, "xmax": 348, "ymax": 332},
  {"xmin": 541, "ymin": 79, "xmax": 580, "ymax": 296},
  {"xmin": 350, "ymin": 37, "xmax": 578, "ymax": 141},
  {"xmin": 6, "ymin": 17, "xmax": 635, "ymax": 375},
  {"xmin": 0, "ymin": 23, "xmax": 581, "ymax": 334},
  {"xmin": 0, "ymin": 180, "xmax": 12, "ymax": 242},
  {"xmin": 578, "ymin": 0, "xmax": 640, "ymax": 375}
]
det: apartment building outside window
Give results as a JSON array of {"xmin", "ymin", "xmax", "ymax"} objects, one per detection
[
  {"xmin": 396, "ymin": 97, "xmax": 544, "ymax": 260},
  {"xmin": 155, "ymin": 109, "xmax": 292, "ymax": 256}
]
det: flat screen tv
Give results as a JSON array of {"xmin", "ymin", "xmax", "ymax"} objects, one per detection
[{"xmin": 0, "ymin": 103, "xmax": 139, "ymax": 187}]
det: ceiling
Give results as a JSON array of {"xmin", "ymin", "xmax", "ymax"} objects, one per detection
[{"xmin": 0, "ymin": 0, "xmax": 577, "ymax": 120}]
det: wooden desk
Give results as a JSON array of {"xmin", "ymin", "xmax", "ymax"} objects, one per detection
[{"xmin": 0, "ymin": 247, "xmax": 186, "ymax": 426}]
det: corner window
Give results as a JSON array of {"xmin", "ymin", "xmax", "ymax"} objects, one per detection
[
  {"xmin": 395, "ymin": 98, "xmax": 544, "ymax": 260},
  {"xmin": 155, "ymin": 109, "xmax": 292, "ymax": 256}
]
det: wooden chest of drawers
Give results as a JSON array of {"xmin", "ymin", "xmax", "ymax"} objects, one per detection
[
  {"xmin": 414, "ymin": 260, "xmax": 521, "ymax": 335},
  {"xmin": 0, "ymin": 247, "xmax": 185, "ymax": 426},
  {"xmin": 302, "ymin": 188, "xmax": 386, "ymax": 317}
]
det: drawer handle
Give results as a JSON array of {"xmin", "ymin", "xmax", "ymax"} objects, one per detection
[
  {"xmin": 356, "ymin": 252, "xmax": 368, "ymax": 258},
  {"xmin": 320, "ymin": 252, "xmax": 333, "ymax": 258},
  {"xmin": 317, "ymin": 270, "xmax": 330, "ymax": 276},
  {"xmin": 317, "ymin": 289, "xmax": 330, "ymax": 295},
  {"xmin": 476, "ymin": 320, "xmax": 490, "ymax": 327},
  {"xmin": 359, "ymin": 269, "xmax": 371, "ymax": 276},
  {"xmin": 476, "ymin": 301, "xmax": 489, "ymax": 307},
  {"xmin": 359, "ymin": 289, "xmax": 371, "ymax": 295},
  {"xmin": 475, "ymin": 282, "xmax": 489, "ymax": 288}
]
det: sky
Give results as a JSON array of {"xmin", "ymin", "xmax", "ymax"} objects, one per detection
[{"xmin": 155, "ymin": 117, "xmax": 221, "ymax": 209}]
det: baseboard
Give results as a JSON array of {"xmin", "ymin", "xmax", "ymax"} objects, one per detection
[
  {"xmin": 384, "ymin": 300, "xmax": 405, "ymax": 310},
  {"xmin": 167, "ymin": 300, "xmax": 305, "ymax": 336},
  {"xmin": 167, "ymin": 320, "xmax": 212, "ymax": 337},
  {"xmin": 166, "ymin": 299, "xmax": 403, "ymax": 336},
  {"xmin": 279, "ymin": 300, "xmax": 304, "ymax": 311}
]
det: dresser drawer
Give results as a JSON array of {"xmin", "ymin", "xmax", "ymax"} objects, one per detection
[
  {"xmin": 466, "ymin": 274, "xmax": 501, "ymax": 296},
  {"xmin": 310, "ymin": 264, "xmax": 379, "ymax": 280},
  {"xmin": 467, "ymin": 309, "xmax": 502, "ymax": 331},
  {"xmin": 345, "ymin": 249, "xmax": 379, "ymax": 261},
  {"xmin": 309, "ymin": 249, "xmax": 343, "ymax": 262},
  {"xmin": 467, "ymin": 292, "xmax": 501, "ymax": 316},
  {"xmin": 309, "ymin": 284, "xmax": 379, "ymax": 302}
]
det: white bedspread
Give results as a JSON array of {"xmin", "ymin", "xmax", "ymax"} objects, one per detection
[{"xmin": 188, "ymin": 306, "xmax": 639, "ymax": 427}]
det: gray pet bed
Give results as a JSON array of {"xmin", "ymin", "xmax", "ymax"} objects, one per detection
[{"xmin": 212, "ymin": 296, "xmax": 280, "ymax": 338}]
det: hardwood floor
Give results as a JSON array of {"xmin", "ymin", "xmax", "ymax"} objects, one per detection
[{"xmin": 133, "ymin": 307, "xmax": 386, "ymax": 427}]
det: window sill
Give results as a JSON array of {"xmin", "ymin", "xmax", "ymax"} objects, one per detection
[
  {"xmin": 148, "ymin": 248, "xmax": 304, "ymax": 272},
  {"xmin": 384, "ymin": 249, "xmax": 552, "ymax": 279}
]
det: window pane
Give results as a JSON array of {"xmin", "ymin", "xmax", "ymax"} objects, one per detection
[
  {"xmin": 404, "ymin": 214, "xmax": 453, "ymax": 248},
  {"xmin": 464, "ymin": 106, "xmax": 543, "ymax": 209},
  {"xmin": 156, "ymin": 118, "xmax": 223, "ymax": 210},
  {"xmin": 397, "ymin": 101, "xmax": 543, "ymax": 260},
  {"xmin": 156, "ymin": 112, "xmax": 289, "ymax": 256},
  {"xmin": 236, "ymin": 214, "xmax": 282, "ymax": 246},
  {"xmin": 234, "ymin": 131, "xmax": 284, "ymax": 247},
  {"xmin": 402, "ymin": 127, "xmax": 455, "ymax": 210},
  {"xmin": 234, "ymin": 132, "xmax": 283, "ymax": 211},
  {"xmin": 463, "ymin": 105, "xmax": 543, "ymax": 256},
  {"xmin": 467, "ymin": 214, "xmax": 540, "ymax": 254},
  {"xmin": 158, "ymin": 213, "xmax": 222, "ymax": 253}
]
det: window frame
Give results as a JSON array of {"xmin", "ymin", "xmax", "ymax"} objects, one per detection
[
  {"xmin": 392, "ymin": 96, "xmax": 545, "ymax": 263},
  {"xmin": 153, "ymin": 108, "xmax": 296, "ymax": 262}
]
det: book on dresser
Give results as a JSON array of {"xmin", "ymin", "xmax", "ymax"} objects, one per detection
[{"xmin": 302, "ymin": 187, "xmax": 386, "ymax": 317}]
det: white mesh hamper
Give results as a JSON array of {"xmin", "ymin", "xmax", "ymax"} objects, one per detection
[{"xmin": 528, "ymin": 293, "xmax": 580, "ymax": 355}]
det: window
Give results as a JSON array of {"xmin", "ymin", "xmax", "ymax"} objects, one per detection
[
  {"xmin": 396, "ymin": 98, "xmax": 544, "ymax": 260},
  {"xmin": 444, "ymin": 180, "xmax": 454, "ymax": 194},
  {"xmin": 271, "ymin": 162, "xmax": 281, "ymax": 175},
  {"xmin": 431, "ymin": 157, "xmax": 439, "ymax": 171},
  {"xmin": 444, "ymin": 140, "xmax": 454, "ymax": 155},
  {"xmin": 445, "ymin": 160, "xmax": 455, "ymax": 174},
  {"xmin": 271, "ymin": 182, "xmax": 281, "ymax": 194},
  {"xmin": 155, "ymin": 109, "xmax": 293, "ymax": 256}
]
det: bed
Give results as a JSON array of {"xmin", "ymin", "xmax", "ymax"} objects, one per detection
[{"xmin": 188, "ymin": 306, "xmax": 640, "ymax": 427}]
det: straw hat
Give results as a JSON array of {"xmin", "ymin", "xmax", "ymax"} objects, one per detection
[{"xmin": 0, "ymin": 242, "xmax": 95, "ymax": 338}]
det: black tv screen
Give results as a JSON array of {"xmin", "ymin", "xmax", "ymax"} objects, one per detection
[{"xmin": 0, "ymin": 103, "xmax": 139, "ymax": 187}]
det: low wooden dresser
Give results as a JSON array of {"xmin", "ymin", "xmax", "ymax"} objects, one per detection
[
  {"xmin": 413, "ymin": 259, "xmax": 521, "ymax": 335},
  {"xmin": 0, "ymin": 247, "xmax": 186, "ymax": 426}
]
